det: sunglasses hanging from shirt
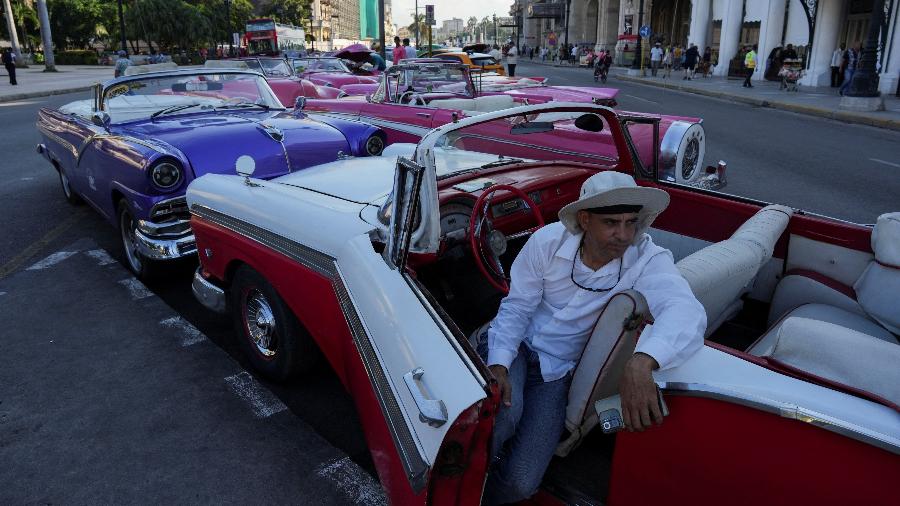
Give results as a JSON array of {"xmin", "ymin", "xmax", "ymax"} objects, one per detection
[{"xmin": 571, "ymin": 241, "xmax": 623, "ymax": 292}]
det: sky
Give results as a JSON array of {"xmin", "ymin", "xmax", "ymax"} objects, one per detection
[{"xmin": 391, "ymin": 0, "xmax": 513, "ymax": 27}]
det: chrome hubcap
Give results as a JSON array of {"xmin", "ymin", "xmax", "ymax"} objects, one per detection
[
  {"xmin": 682, "ymin": 137, "xmax": 700, "ymax": 179},
  {"xmin": 244, "ymin": 290, "xmax": 277, "ymax": 357},
  {"xmin": 120, "ymin": 209, "xmax": 142, "ymax": 272}
]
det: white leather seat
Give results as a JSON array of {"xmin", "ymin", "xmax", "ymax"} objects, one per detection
[
  {"xmin": 472, "ymin": 94, "xmax": 515, "ymax": 112},
  {"xmin": 429, "ymin": 98, "xmax": 476, "ymax": 111},
  {"xmin": 676, "ymin": 204, "xmax": 792, "ymax": 335},
  {"xmin": 757, "ymin": 317, "xmax": 900, "ymax": 406},
  {"xmin": 556, "ymin": 290, "xmax": 650, "ymax": 457}
]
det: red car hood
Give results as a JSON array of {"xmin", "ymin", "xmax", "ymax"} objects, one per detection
[{"xmin": 303, "ymin": 72, "xmax": 378, "ymax": 88}]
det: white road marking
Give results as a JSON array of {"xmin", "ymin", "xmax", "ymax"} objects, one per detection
[
  {"xmin": 624, "ymin": 93, "xmax": 659, "ymax": 105},
  {"xmin": 316, "ymin": 457, "xmax": 387, "ymax": 505},
  {"xmin": 20, "ymin": 177, "xmax": 34, "ymax": 181},
  {"xmin": 224, "ymin": 372, "xmax": 287, "ymax": 418},
  {"xmin": 26, "ymin": 251, "xmax": 78, "ymax": 270},
  {"xmin": 870, "ymin": 158, "xmax": 900, "ymax": 169},
  {"xmin": 0, "ymin": 291, "xmax": 6, "ymax": 296},
  {"xmin": 159, "ymin": 316, "xmax": 206, "ymax": 346},
  {"xmin": 84, "ymin": 249, "xmax": 118, "ymax": 266},
  {"xmin": 118, "ymin": 278, "xmax": 154, "ymax": 300}
]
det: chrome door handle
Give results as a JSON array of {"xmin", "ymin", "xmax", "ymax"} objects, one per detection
[
  {"xmin": 403, "ymin": 367, "xmax": 448, "ymax": 427},
  {"xmin": 415, "ymin": 113, "xmax": 431, "ymax": 118}
]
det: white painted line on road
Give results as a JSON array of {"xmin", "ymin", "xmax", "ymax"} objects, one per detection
[
  {"xmin": 118, "ymin": 277, "xmax": 154, "ymax": 300},
  {"xmin": 0, "ymin": 291, "xmax": 6, "ymax": 296},
  {"xmin": 159, "ymin": 316, "xmax": 207, "ymax": 346},
  {"xmin": 84, "ymin": 249, "xmax": 118, "ymax": 266},
  {"xmin": 624, "ymin": 94, "xmax": 659, "ymax": 105},
  {"xmin": 20, "ymin": 177, "xmax": 34, "ymax": 181},
  {"xmin": 316, "ymin": 457, "xmax": 387, "ymax": 505},
  {"xmin": 26, "ymin": 251, "xmax": 78, "ymax": 271},
  {"xmin": 870, "ymin": 158, "xmax": 900, "ymax": 169},
  {"xmin": 224, "ymin": 371, "xmax": 287, "ymax": 419}
]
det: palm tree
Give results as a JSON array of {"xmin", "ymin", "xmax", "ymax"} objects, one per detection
[
  {"xmin": 407, "ymin": 12, "xmax": 426, "ymax": 46},
  {"xmin": 466, "ymin": 16, "xmax": 477, "ymax": 42}
]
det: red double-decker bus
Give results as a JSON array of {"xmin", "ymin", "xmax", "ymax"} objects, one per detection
[{"xmin": 245, "ymin": 18, "xmax": 306, "ymax": 56}]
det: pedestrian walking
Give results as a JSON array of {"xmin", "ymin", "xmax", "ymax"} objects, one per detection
[
  {"xmin": 506, "ymin": 43, "xmax": 518, "ymax": 77},
  {"xmin": 839, "ymin": 46, "xmax": 859, "ymax": 96},
  {"xmin": 113, "ymin": 50, "xmax": 132, "ymax": 78},
  {"xmin": 701, "ymin": 46, "xmax": 712, "ymax": 77},
  {"xmin": 540, "ymin": 46, "xmax": 547, "ymax": 63},
  {"xmin": 392, "ymin": 36, "xmax": 404, "ymax": 65},
  {"xmin": 2, "ymin": 48, "xmax": 17, "ymax": 85},
  {"xmin": 650, "ymin": 42, "xmax": 663, "ymax": 77},
  {"xmin": 742, "ymin": 45, "xmax": 758, "ymax": 88},
  {"xmin": 571, "ymin": 44, "xmax": 579, "ymax": 66},
  {"xmin": 662, "ymin": 47, "xmax": 673, "ymax": 78},
  {"xmin": 683, "ymin": 43, "xmax": 699, "ymax": 80},
  {"xmin": 673, "ymin": 45, "xmax": 683, "ymax": 71},
  {"xmin": 831, "ymin": 44, "xmax": 845, "ymax": 87},
  {"xmin": 403, "ymin": 38, "xmax": 416, "ymax": 60}
]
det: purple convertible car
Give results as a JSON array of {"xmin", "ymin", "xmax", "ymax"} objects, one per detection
[{"xmin": 36, "ymin": 68, "xmax": 385, "ymax": 279}]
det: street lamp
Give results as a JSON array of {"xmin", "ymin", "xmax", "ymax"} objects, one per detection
[{"xmin": 630, "ymin": 0, "xmax": 645, "ymax": 70}]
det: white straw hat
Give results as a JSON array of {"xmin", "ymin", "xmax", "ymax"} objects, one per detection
[{"xmin": 558, "ymin": 172, "xmax": 670, "ymax": 243}]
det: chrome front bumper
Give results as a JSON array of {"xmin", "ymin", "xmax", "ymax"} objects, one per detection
[
  {"xmin": 134, "ymin": 219, "xmax": 197, "ymax": 261},
  {"xmin": 192, "ymin": 268, "xmax": 226, "ymax": 314}
]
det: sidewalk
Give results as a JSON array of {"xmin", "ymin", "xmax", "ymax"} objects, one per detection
[
  {"xmin": 0, "ymin": 65, "xmax": 114, "ymax": 103},
  {"xmin": 613, "ymin": 67, "xmax": 900, "ymax": 131}
]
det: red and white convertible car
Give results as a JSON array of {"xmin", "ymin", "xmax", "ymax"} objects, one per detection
[
  {"xmin": 186, "ymin": 104, "xmax": 898, "ymax": 505},
  {"xmin": 303, "ymin": 62, "xmax": 714, "ymax": 187}
]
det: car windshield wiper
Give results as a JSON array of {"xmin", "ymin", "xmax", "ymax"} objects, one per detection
[
  {"xmin": 151, "ymin": 103, "xmax": 203, "ymax": 119},
  {"xmin": 436, "ymin": 159, "xmax": 524, "ymax": 181},
  {"xmin": 215, "ymin": 102, "xmax": 273, "ymax": 111}
]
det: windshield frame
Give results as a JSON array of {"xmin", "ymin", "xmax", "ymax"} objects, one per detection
[
  {"xmin": 292, "ymin": 57, "xmax": 351, "ymax": 74},
  {"xmin": 376, "ymin": 62, "xmax": 476, "ymax": 103}
]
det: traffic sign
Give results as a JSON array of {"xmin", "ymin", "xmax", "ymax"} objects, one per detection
[
  {"xmin": 639, "ymin": 25, "xmax": 651, "ymax": 38},
  {"xmin": 425, "ymin": 5, "xmax": 435, "ymax": 26}
]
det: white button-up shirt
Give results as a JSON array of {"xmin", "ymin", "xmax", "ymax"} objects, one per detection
[{"xmin": 487, "ymin": 222, "xmax": 706, "ymax": 382}]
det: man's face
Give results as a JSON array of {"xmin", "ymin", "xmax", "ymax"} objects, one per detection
[{"xmin": 577, "ymin": 211, "xmax": 640, "ymax": 261}]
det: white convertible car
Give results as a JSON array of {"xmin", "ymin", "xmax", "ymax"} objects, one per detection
[{"xmin": 185, "ymin": 103, "xmax": 898, "ymax": 505}]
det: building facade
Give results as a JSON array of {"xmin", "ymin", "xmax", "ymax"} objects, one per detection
[{"xmin": 511, "ymin": 0, "xmax": 900, "ymax": 93}]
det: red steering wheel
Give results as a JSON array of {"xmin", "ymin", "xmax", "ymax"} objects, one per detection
[{"xmin": 468, "ymin": 184, "xmax": 545, "ymax": 294}]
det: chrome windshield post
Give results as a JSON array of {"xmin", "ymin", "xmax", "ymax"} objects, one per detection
[{"xmin": 385, "ymin": 157, "xmax": 425, "ymax": 270}]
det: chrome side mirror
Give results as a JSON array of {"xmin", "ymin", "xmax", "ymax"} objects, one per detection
[
  {"xmin": 91, "ymin": 111, "xmax": 111, "ymax": 129},
  {"xmin": 294, "ymin": 96, "xmax": 306, "ymax": 110}
]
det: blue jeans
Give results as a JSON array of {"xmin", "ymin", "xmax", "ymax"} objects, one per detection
[
  {"xmin": 840, "ymin": 69, "xmax": 855, "ymax": 94},
  {"xmin": 477, "ymin": 331, "xmax": 572, "ymax": 505}
]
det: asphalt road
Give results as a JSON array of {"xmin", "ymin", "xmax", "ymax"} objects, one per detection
[
  {"xmin": 515, "ymin": 60, "xmax": 900, "ymax": 224},
  {"xmin": 0, "ymin": 80, "xmax": 897, "ymax": 501}
]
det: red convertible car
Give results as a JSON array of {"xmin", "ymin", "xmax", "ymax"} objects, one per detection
[
  {"xmin": 186, "ymin": 104, "xmax": 897, "ymax": 505},
  {"xmin": 303, "ymin": 62, "xmax": 716, "ymax": 187},
  {"xmin": 204, "ymin": 58, "xmax": 345, "ymax": 106},
  {"xmin": 290, "ymin": 56, "xmax": 380, "ymax": 88}
]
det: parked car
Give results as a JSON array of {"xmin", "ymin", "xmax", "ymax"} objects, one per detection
[
  {"xmin": 435, "ymin": 51, "xmax": 506, "ymax": 75},
  {"xmin": 203, "ymin": 58, "xmax": 346, "ymax": 106},
  {"xmin": 186, "ymin": 103, "xmax": 896, "ymax": 504},
  {"xmin": 36, "ymin": 68, "xmax": 386, "ymax": 279},
  {"xmin": 290, "ymin": 56, "xmax": 379, "ymax": 88},
  {"xmin": 303, "ymin": 62, "xmax": 715, "ymax": 187}
]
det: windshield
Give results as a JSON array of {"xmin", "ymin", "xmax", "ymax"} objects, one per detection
[
  {"xmin": 248, "ymin": 38, "xmax": 277, "ymax": 55},
  {"xmin": 471, "ymin": 56, "xmax": 498, "ymax": 67},
  {"xmin": 101, "ymin": 72, "xmax": 283, "ymax": 122},
  {"xmin": 292, "ymin": 58, "xmax": 349, "ymax": 73},
  {"xmin": 382, "ymin": 64, "xmax": 475, "ymax": 102},
  {"xmin": 477, "ymin": 75, "xmax": 545, "ymax": 91},
  {"xmin": 427, "ymin": 109, "xmax": 620, "ymax": 178},
  {"xmin": 257, "ymin": 59, "xmax": 293, "ymax": 77}
]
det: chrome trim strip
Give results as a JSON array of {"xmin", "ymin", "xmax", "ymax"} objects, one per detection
[
  {"xmin": 37, "ymin": 124, "xmax": 78, "ymax": 159},
  {"xmin": 448, "ymin": 132, "xmax": 617, "ymax": 163},
  {"xmin": 660, "ymin": 382, "xmax": 900, "ymax": 455},
  {"xmin": 311, "ymin": 112, "xmax": 432, "ymax": 138},
  {"xmin": 192, "ymin": 268, "xmax": 227, "ymax": 314},
  {"xmin": 190, "ymin": 204, "xmax": 430, "ymax": 490}
]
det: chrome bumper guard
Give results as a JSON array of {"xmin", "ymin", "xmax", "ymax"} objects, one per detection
[
  {"xmin": 192, "ymin": 268, "xmax": 227, "ymax": 314},
  {"xmin": 134, "ymin": 224, "xmax": 197, "ymax": 261}
]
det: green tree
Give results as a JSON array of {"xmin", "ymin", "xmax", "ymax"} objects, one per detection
[
  {"xmin": 194, "ymin": 0, "xmax": 253, "ymax": 47},
  {"xmin": 260, "ymin": 0, "xmax": 309, "ymax": 27},
  {"xmin": 45, "ymin": 0, "xmax": 106, "ymax": 49},
  {"xmin": 407, "ymin": 13, "xmax": 425, "ymax": 44}
]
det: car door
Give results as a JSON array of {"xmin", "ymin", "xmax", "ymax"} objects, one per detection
[
  {"xmin": 333, "ymin": 157, "xmax": 489, "ymax": 497},
  {"xmin": 360, "ymin": 100, "xmax": 434, "ymax": 143}
]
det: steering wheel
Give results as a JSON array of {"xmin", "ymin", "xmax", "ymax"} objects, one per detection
[
  {"xmin": 468, "ymin": 184, "xmax": 545, "ymax": 294},
  {"xmin": 398, "ymin": 90, "xmax": 427, "ymax": 106}
]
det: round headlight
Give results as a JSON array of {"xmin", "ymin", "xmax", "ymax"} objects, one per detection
[
  {"xmin": 365, "ymin": 135, "xmax": 384, "ymax": 156},
  {"xmin": 151, "ymin": 161, "xmax": 182, "ymax": 189}
]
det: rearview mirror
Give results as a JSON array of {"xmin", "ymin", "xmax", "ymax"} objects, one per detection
[
  {"xmin": 294, "ymin": 96, "xmax": 306, "ymax": 110},
  {"xmin": 171, "ymin": 81, "xmax": 223, "ymax": 92},
  {"xmin": 510, "ymin": 121, "xmax": 554, "ymax": 135}
]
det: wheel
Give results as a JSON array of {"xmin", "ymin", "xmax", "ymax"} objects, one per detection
[
  {"xmin": 230, "ymin": 265, "xmax": 318, "ymax": 382},
  {"xmin": 118, "ymin": 199, "xmax": 160, "ymax": 280},
  {"xmin": 58, "ymin": 166, "xmax": 82, "ymax": 205}
]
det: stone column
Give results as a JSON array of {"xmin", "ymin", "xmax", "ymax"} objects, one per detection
[
  {"xmin": 755, "ymin": 0, "xmax": 787, "ymax": 81},
  {"xmin": 714, "ymin": 0, "xmax": 744, "ymax": 76},
  {"xmin": 800, "ymin": 0, "xmax": 842, "ymax": 87},
  {"xmin": 878, "ymin": 4, "xmax": 900, "ymax": 94},
  {"xmin": 687, "ymin": 0, "xmax": 711, "ymax": 50}
]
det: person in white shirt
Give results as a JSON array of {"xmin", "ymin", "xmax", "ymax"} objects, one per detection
[
  {"xmin": 505, "ymin": 44, "xmax": 518, "ymax": 77},
  {"xmin": 403, "ymin": 38, "xmax": 416, "ymax": 60},
  {"xmin": 831, "ymin": 44, "xmax": 846, "ymax": 88},
  {"xmin": 489, "ymin": 45, "xmax": 502, "ymax": 63},
  {"xmin": 650, "ymin": 42, "xmax": 664, "ymax": 77},
  {"xmin": 476, "ymin": 171, "xmax": 706, "ymax": 504}
]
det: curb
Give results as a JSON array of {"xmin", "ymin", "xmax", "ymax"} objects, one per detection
[
  {"xmin": 615, "ymin": 73, "xmax": 900, "ymax": 132},
  {"xmin": 0, "ymin": 85, "xmax": 97, "ymax": 104}
]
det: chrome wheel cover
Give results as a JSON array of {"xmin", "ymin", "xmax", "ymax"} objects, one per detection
[
  {"xmin": 243, "ymin": 289, "xmax": 277, "ymax": 357},
  {"xmin": 681, "ymin": 137, "xmax": 700, "ymax": 180},
  {"xmin": 119, "ymin": 208, "xmax": 143, "ymax": 273}
]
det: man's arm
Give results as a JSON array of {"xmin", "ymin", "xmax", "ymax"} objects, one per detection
[{"xmin": 619, "ymin": 251, "xmax": 706, "ymax": 431}]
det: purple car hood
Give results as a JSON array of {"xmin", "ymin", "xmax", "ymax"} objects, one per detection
[{"xmin": 120, "ymin": 112, "xmax": 350, "ymax": 179}]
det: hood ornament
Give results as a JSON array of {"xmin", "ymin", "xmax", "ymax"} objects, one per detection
[{"xmin": 259, "ymin": 123, "xmax": 284, "ymax": 142}]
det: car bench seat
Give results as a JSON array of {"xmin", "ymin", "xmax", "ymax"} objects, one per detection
[
  {"xmin": 751, "ymin": 212, "xmax": 900, "ymax": 356},
  {"xmin": 675, "ymin": 204, "xmax": 793, "ymax": 336}
]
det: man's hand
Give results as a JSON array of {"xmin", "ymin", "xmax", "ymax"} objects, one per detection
[
  {"xmin": 489, "ymin": 364, "xmax": 512, "ymax": 407},
  {"xmin": 619, "ymin": 353, "xmax": 662, "ymax": 432}
]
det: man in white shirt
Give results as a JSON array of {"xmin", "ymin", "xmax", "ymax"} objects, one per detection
[
  {"xmin": 403, "ymin": 38, "xmax": 416, "ymax": 60},
  {"xmin": 831, "ymin": 44, "xmax": 846, "ymax": 88},
  {"xmin": 505, "ymin": 44, "xmax": 518, "ymax": 77},
  {"xmin": 650, "ymin": 42, "xmax": 663, "ymax": 77},
  {"xmin": 477, "ymin": 171, "xmax": 706, "ymax": 504}
]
